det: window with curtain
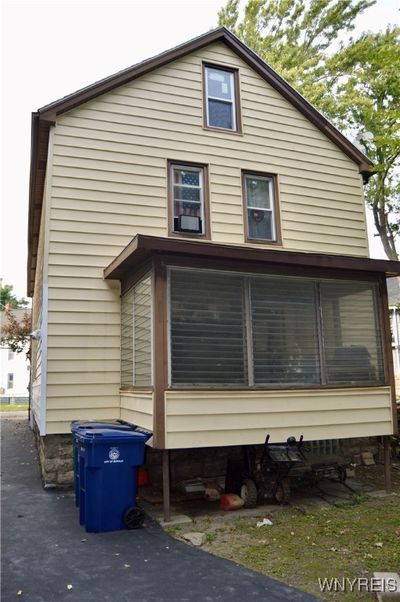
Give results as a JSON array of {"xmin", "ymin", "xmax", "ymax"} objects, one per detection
[
  {"xmin": 244, "ymin": 174, "xmax": 277, "ymax": 242},
  {"xmin": 168, "ymin": 268, "xmax": 385, "ymax": 388}
]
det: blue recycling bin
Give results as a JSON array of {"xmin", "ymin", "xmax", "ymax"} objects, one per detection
[
  {"xmin": 71, "ymin": 420, "xmax": 136, "ymax": 507},
  {"xmin": 76, "ymin": 428, "xmax": 150, "ymax": 533}
]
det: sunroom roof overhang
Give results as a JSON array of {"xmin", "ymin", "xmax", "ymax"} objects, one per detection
[{"xmin": 104, "ymin": 235, "xmax": 400, "ymax": 281}]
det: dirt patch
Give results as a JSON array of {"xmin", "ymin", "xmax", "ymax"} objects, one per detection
[{"xmin": 165, "ymin": 465, "xmax": 400, "ymax": 601}]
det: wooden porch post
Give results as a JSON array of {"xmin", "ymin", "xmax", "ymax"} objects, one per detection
[
  {"xmin": 162, "ymin": 449, "xmax": 171, "ymax": 523},
  {"xmin": 383, "ymin": 436, "xmax": 391, "ymax": 494}
]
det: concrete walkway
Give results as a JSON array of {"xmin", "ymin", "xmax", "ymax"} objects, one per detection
[{"xmin": 1, "ymin": 415, "xmax": 319, "ymax": 602}]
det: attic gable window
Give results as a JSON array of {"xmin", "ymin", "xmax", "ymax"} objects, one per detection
[
  {"xmin": 204, "ymin": 65, "xmax": 239, "ymax": 132},
  {"xmin": 168, "ymin": 162, "xmax": 209, "ymax": 237}
]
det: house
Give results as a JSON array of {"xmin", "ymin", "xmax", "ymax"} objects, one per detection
[
  {"xmin": 28, "ymin": 28, "xmax": 400, "ymax": 518},
  {"xmin": 0, "ymin": 308, "xmax": 30, "ymax": 403},
  {"xmin": 388, "ymin": 277, "xmax": 400, "ymax": 392}
]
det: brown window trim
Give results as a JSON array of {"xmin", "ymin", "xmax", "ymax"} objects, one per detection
[
  {"xmin": 202, "ymin": 62, "xmax": 242, "ymax": 134},
  {"xmin": 120, "ymin": 386, "xmax": 154, "ymax": 393},
  {"xmin": 167, "ymin": 160, "xmax": 211, "ymax": 240},
  {"xmin": 165, "ymin": 383, "xmax": 389, "ymax": 392},
  {"xmin": 242, "ymin": 170, "xmax": 282, "ymax": 246}
]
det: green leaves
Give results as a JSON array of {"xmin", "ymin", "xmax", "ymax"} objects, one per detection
[
  {"xmin": 218, "ymin": 1, "xmax": 399, "ymax": 259},
  {"xmin": 0, "ymin": 283, "xmax": 28, "ymax": 311}
]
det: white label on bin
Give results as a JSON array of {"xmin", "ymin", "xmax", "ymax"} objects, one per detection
[{"xmin": 104, "ymin": 447, "xmax": 124, "ymax": 464}]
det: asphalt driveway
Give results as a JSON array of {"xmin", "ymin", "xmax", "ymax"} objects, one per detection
[{"xmin": 1, "ymin": 414, "xmax": 319, "ymax": 602}]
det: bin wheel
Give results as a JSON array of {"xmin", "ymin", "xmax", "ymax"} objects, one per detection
[
  {"xmin": 123, "ymin": 506, "xmax": 145, "ymax": 529},
  {"xmin": 273, "ymin": 479, "xmax": 290, "ymax": 505},
  {"xmin": 240, "ymin": 478, "xmax": 258, "ymax": 508}
]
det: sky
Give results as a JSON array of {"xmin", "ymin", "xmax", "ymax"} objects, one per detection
[{"xmin": 1, "ymin": 0, "xmax": 399, "ymax": 299}]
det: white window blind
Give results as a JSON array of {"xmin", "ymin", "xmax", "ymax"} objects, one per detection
[
  {"xmin": 120, "ymin": 275, "xmax": 152, "ymax": 387},
  {"xmin": 133, "ymin": 277, "xmax": 152, "ymax": 386},
  {"xmin": 121, "ymin": 286, "xmax": 134, "ymax": 387}
]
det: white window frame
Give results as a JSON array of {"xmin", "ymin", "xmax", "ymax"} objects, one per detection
[
  {"xmin": 170, "ymin": 164, "xmax": 205, "ymax": 235},
  {"xmin": 244, "ymin": 173, "xmax": 277, "ymax": 242},
  {"xmin": 205, "ymin": 65, "xmax": 237, "ymax": 131}
]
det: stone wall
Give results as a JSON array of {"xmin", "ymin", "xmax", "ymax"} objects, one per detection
[
  {"xmin": 144, "ymin": 437, "xmax": 383, "ymax": 490},
  {"xmin": 33, "ymin": 422, "xmax": 74, "ymax": 488},
  {"xmin": 32, "ymin": 422, "xmax": 383, "ymax": 490}
]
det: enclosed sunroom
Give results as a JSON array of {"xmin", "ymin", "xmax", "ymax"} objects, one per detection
[{"xmin": 105, "ymin": 234, "xmax": 398, "ymax": 517}]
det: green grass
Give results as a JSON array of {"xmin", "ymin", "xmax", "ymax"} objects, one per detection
[
  {"xmin": 169, "ymin": 495, "xmax": 400, "ymax": 601},
  {"xmin": 0, "ymin": 404, "xmax": 28, "ymax": 412}
]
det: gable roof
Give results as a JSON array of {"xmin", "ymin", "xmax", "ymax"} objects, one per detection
[{"xmin": 27, "ymin": 26, "xmax": 374, "ymax": 295}]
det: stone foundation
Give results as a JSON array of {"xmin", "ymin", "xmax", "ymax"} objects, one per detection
[
  {"xmin": 145, "ymin": 436, "xmax": 383, "ymax": 490},
  {"xmin": 339, "ymin": 436, "xmax": 380, "ymax": 462},
  {"xmin": 33, "ymin": 422, "xmax": 74, "ymax": 488},
  {"xmin": 31, "ymin": 420, "xmax": 383, "ymax": 490}
]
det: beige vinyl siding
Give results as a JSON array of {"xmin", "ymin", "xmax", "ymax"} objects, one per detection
[
  {"xmin": 44, "ymin": 41, "xmax": 370, "ymax": 433},
  {"xmin": 120, "ymin": 391, "xmax": 153, "ymax": 431},
  {"xmin": 165, "ymin": 387, "xmax": 393, "ymax": 448}
]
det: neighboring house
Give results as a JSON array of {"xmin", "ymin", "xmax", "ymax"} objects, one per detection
[
  {"xmin": 28, "ymin": 28, "xmax": 400, "ymax": 516},
  {"xmin": 388, "ymin": 277, "xmax": 400, "ymax": 392},
  {"xmin": 0, "ymin": 309, "xmax": 30, "ymax": 401}
]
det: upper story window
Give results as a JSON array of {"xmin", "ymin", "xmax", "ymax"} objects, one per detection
[
  {"xmin": 169, "ymin": 162, "xmax": 209, "ymax": 237},
  {"xmin": 243, "ymin": 172, "xmax": 280, "ymax": 244},
  {"xmin": 8, "ymin": 349, "xmax": 15, "ymax": 360},
  {"xmin": 204, "ymin": 65, "xmax": 240, "ymax": 132}
]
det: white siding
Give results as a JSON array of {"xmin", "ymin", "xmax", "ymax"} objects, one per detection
[{"xmin": 120, "ymin": 391, "xmax": 153, "ymax": 431}]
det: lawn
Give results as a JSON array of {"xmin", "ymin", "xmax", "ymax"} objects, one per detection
[
  {"xmin": 0, "ymin": 404, "xmax": 28, "ymax": 412},
  {"xmin": 166, "ymin": 493, "xmax": 400, "ymax": 601}
]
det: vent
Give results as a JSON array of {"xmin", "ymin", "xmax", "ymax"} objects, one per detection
[{"xmin": 175, "ymin": 215, "xmax": 202, "ymax": 233}]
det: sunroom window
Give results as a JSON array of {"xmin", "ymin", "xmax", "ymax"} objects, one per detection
[
  {"xmin": 170, "ymin": 269, "xmax": 246, "ymax": 385},
  {"xmin": 168, "ymin": 268, "xmax": 385, "ymax": 388},
  {"xmin": 121, "ymin": 275, "xmax": 152, "ymax": 387}
]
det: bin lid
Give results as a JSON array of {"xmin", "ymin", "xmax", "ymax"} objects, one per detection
[
  {"xmin": 76, "ymin": 427, "xmax": 151, "ymax": 445},
  {"xmin": 71, "ymin": 420, "xmax": 134, "ymax": 434}
]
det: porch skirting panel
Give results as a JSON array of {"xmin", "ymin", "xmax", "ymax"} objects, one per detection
[
  {"xmin": 120, "ymin": 391, "xmax": 154, "ymax": 432},
  {"xmin": 164, "ymin": 386, "xmax": 393, "ymax": 448}
]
